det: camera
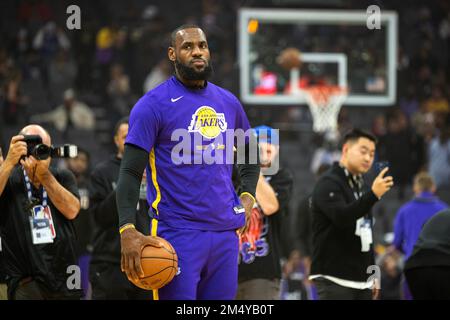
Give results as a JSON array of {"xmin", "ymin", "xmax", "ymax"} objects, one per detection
[{"xmin": 22, "ymin": 135, "xmax": 78, "ymax": 160}]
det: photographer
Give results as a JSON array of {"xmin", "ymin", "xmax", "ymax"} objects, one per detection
[{"xmin": 0, "ymin": 125, "xmax": 82, "ymax": 300}]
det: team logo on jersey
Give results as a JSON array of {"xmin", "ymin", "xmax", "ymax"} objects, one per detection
[{"xmin": 188, "ymin": 106, "xmax": 227, "ymax": 139}]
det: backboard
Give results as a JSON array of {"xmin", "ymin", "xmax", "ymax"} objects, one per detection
[{"xmin": 239, "ymin": 8, "xmax": 398, "ymax": 106}]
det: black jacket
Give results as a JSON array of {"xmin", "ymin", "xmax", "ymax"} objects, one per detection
[
  {"xmin": 0, "ymin": 166, "xmax": 82, "ymax": 298},
  {"xmin": 405, "ymin": 209, "xmax": 450, "ymax": 270},
  {"xmin": 310, "ymin": 162, "xmax": 378, "ymax": 282},
  {"xmin": 89, "ymin": 156, "xmax": 150, "ymax": 265}
]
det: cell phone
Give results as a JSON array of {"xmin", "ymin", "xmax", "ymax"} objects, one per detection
[{"xmin": 374, "ymin": 161, "xmax": 391, "ymax": 177}]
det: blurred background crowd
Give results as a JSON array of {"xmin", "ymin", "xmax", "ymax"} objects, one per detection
[{"xmin": 0, "ymin": 0, "xmax": 449, "ymax": 300}]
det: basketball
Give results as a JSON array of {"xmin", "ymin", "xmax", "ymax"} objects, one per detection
[
  {"xmin": 277, "ymin": 47, "xmax": 302, "ymax": 70},
  {"xmin": 130, "ymin": 237, "xmax": 178, "ymax": 290}
]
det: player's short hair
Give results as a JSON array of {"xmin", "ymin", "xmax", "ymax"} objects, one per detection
[
  {"xmin": 170, "ymin": 24, "xmax": 203, "ymax": 47},
  {"xmin": 342, "ymin": 128, "xmax": 378, "ymax": 146},
  {"xmin": 414, "ymin": 172, "xmax": 434, "ymax": 192},
  {"xmin": 114, "ymin": 116, "xmax": 129, "ymax": 136}
]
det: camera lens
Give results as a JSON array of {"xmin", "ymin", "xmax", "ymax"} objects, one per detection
[{"xmin": 33, "ymin": 144, "xmax": 51, "ymax": 160}]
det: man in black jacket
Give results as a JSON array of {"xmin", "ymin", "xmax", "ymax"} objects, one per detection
[
  {"xmin": 310, "ymin": 129, "xmax": 394, "ymax": 300},
  {"xmin": 89, "ymin": 117, "xmax": 151, "ymax": 300}
]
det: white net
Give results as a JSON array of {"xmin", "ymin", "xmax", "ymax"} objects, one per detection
[{"xmin": 302, "ymin": 85, "xmax": 348, "ymax": 133}]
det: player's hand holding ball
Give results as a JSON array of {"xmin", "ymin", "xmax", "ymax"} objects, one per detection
[
  {"xmin": 120, "ymin": 226, "xmax": 162, "ymax": 281},
  {"xmin": 371, "ymin": 167, "xmax": 394, "ymax": 199}
]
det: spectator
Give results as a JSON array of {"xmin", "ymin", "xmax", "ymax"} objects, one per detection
[
  {"xmin": 427, "ymin": 115, "xmax": 450, "ymax": 203},
  {"xmin": 371, "ymin": 114, "xmax": 387, "ymax": 139},
  {"xmin": 411, "ymin": 102, "xmax": 435, "ymax": 143},
  {"xmin": 2, "ymin": 69, "xmax": 29, "ymax": 125},
  {"xmin": 111, "ymin": 28, "xmax": 132, "ymax": 70},
  {"xmin": 392, "ymin": 172, "xmax": 448, "ymax": 300},
  {"xmin": 30, "ymin": 89, "xmax": 95, "ymax": 133},
  {"xmin": 393, "ymin": 172, "xmax": 448, "ymax": 259},
  {"xmin": 310, "ymin": 132, "xmax": 341, "ymax": 175},
  {"xmin": 378, "ymin": 253, "xmax": 402, "ymax": 300},
  {"xmin": 404, "ymin": 209, "xmax": 450, "ymax": 299},
  {"xmin": 33, "ymin": 21, "xmax": 71, "ymax": 59},
  {"xmin": 236, "ymin": 126, "xmax": 293, "ymax": 300},
  {"xmin": 0, "ymin": 125, "xmax": 82, "ymax": 299},
  {"xmin": 424, "ymin": 86, "xmax": 449, "ymax": 114},
  {"xmin": 378, "ymin": 110, "xmax": 426, "ymax": 199},
  {"xmin": 95, "ymin": 25, "xmax": 117, "ymax": 66},
  {"xmin": 65, "ymin": 149, "xmax": 92, "ymax": 299},
  {"xmin": 143, "ymin": 58, "xmax": 172, "ymax": 93},
  {"xmin": 32, "ymin": 21, "xmax": 71, "ymax": 88},
  {"xmin": 281, "ymin": 250, "xmax": 310, "ymax": 300},
  {"xmin": 107, "ymin": 63, "xmax": 132, "ymax": 119},
  {"xmin": 399, "ymin": 86, "xmax": 420, "ymax": 120},
  {"xmin": 48, "ymin": 50, "xmax": 78, "ymax": 106},
  {"xmin": 293, "ymin": 163, "xmax": 331, "ymax": 283}
]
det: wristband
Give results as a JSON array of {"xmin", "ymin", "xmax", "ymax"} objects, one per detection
[
  {"xmin": 240, "ymin": 192, "xmax": 256, "ymax": 204},
  {"xmin": 119, "ymin": 223, "xmax": 135, "ymax": 234}
]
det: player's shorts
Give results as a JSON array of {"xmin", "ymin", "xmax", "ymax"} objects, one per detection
[{"xmin": 151, "ymin": 219, "xmax": 239, "ymax": 300}]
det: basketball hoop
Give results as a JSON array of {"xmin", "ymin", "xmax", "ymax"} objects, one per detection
[{"xmin": 302, "ymin": 85, "xmax": 348, "ymax": 134}]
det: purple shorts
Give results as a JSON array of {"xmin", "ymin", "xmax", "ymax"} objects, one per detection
[{"xmin": 152, "ymin": 219, "xmax": 239, "ymax": 300}]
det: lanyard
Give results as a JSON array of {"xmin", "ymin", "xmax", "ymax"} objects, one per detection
[
  {"xmin": 343, "ymin": 167, "xmax": 363, "ymax": 200},
  {"xmin": 22, "ymin": 168, "xmax": 47, "ymax": 208}
]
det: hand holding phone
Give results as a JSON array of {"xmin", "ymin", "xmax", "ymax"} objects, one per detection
[
  {"xmin": 374, "ymin": 161, "xmax": 391, "ymax": 177},
  {"xmin": 372, "ymin": 161, "xmax": 394, "ymax": 198}
]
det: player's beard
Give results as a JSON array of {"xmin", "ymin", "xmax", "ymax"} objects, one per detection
[{"xmin": 175, "ymin": 58, "xmax": 213, "ymax": 81}]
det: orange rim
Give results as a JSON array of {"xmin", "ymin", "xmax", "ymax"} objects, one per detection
[{"xmin": 303, "ymin": 85, "xmax": 347, "ymax": 106}]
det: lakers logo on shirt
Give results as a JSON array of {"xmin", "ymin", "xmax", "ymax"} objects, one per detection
[{"xmin": 188, "ymin": 106, "xmax": 227, "ymax": 139}]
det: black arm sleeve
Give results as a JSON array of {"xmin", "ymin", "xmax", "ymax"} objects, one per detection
[
  {"xmin": 116, "ymin": 143, "xmax": 149, "ymax": 228},
  {"xmin": 236, "ymin": 139, "xmax": 260, "ymax": 198},
  {"xmin": 236, "ymin": 163, "xmax": 260, "ymax": 197}
]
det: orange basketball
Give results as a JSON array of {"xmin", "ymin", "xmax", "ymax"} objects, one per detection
[
  {"xmin": 130, "ymin": 237, "xmax": 178, "ymax": 290},
  {"xmin": 277, "ymin": 47, "xmax": 302, "ymax": 70}
]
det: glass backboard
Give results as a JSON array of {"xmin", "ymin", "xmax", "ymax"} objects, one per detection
[{"xmin": 239, "ymin": 8, "xmax": 398, "ymax": 106}]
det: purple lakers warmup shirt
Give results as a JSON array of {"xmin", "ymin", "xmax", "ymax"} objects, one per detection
[{"xmin": 126, "ymin": 76, "xmax": 251, "ymax": 231}]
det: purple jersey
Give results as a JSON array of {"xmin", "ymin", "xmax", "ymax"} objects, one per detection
[{"xmin": 126, "ymin": 76, "xmax": 251, "ymax": 231}]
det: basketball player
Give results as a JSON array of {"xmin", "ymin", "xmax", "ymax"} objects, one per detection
[{"xmin": 116, "ymin": 25, "xmax": 260, "ymax": 300}]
